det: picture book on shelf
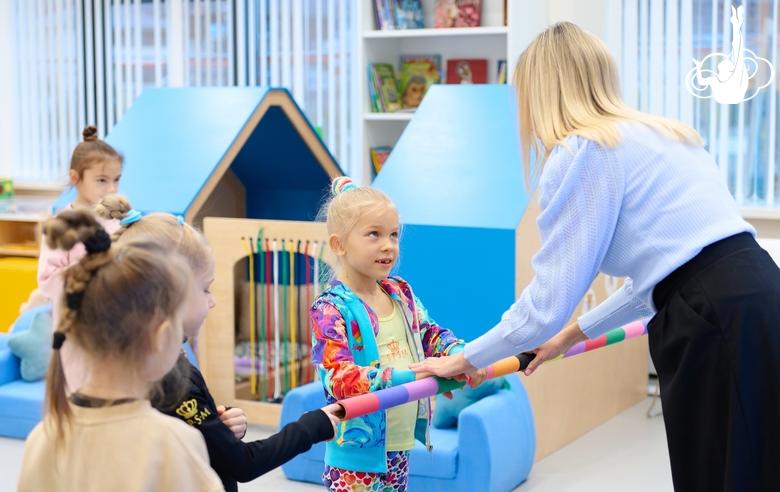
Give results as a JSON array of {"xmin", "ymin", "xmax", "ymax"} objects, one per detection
[
  {"xmin": 399, "ymin": 55, "xmax": 441, "ymax": 109},
  {"xmin": 374, "ymin": 0, "xmax": 423, "ymax": 30},
  {"xmin": 394, "ymin": 0, "xmax": 424, "ymax": 29},
  {"xmin": 446, "ymin": 59, "xmax": 487, "ymax": 84},
  {"xmin": 497, "ymin": 60, "xmax": 507, "ymax": 84},
  {"xmin": 434, "ymin": 0, "xmax": 482, "ymax": 28},
  {"xmin": 369, "ymin": 63, "xmax": 401, "ymax": 112},
  {"xmin": 368, "ymin": 67, "xmax": 380, "ymax": 112},
  {"xmin": 370, "ymin": 147, "xmax": 393, "ymax": 177},
  {"xmin": 373, "ymin": 0, "xmax": 395, "ymax": 30}
]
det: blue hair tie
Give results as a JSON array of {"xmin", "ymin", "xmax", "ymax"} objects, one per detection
[
  {"xmin": 176, "ymin": 215, "xmax": 184, "ymax": 225},
  {"xmin": 119, "ymin": 209, "xmax": 143, "ymax": 226}
]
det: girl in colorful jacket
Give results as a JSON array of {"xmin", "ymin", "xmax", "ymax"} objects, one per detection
[{"xmin": 311, "ymin": 176, "xmax": 486, "ymax": 491}]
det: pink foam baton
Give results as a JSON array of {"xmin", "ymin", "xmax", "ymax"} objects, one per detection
[
  {"xmin": 534, "ymin": 318, "xmax": 649, "ymax": 366},
  {"xmin": 332, "ymin": 320, "xmax": 649, "ymax": 420}
]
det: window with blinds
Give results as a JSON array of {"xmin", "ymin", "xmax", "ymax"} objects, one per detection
[
  {"xmin": 609, "ymin": 0, "xmax": 778, "ymax": 207},
  {"xmin": 7, "ymin": 0, "xmax": 355, "ymax": 182}
]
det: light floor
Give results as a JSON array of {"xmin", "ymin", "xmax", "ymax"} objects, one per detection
[{"xmin": 0, "ymin": 397, "xmax": 672, "ymax": 492}]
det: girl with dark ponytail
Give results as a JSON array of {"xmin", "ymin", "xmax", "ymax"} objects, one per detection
[{"xmin": 17, "ymin": 209, "xmax": 224, "ymax": 492}]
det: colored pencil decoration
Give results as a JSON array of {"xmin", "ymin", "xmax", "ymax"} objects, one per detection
[
  {"xmin": 233, "ymin": 231, "xmax": 331, "ymax": 402},
  {"xmin": 273, "ymin": 240, "xmax": 282, "ymax": 400},
  {"xmin": 257, "ymin": 232, "xmax": 265, "ymax": 400},
  {"xmin": 265, "ymin": 238, "xmax": 272, "ymax": 400},
  {"xmin": 289, "ymin": 240, "xmax": 297, "ymax": 389},
  {"xmin": 240, "ymin": 237, "xmax": 257, "ymax": 395}
]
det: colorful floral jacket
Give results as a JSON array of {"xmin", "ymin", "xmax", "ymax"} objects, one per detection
[{"xmin": 310, "ymin": 276, "xmax": 465, "ymax": 473}]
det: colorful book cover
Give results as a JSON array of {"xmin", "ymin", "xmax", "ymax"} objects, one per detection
[
  {"xmin": 370, "ymin": 147, "xmax": 393, "ymax": 177},
  {"xmin": 497, "ymin": 60, "xmax": 507, "ymax": 84},
  {"xmin": 371, "ymin": 63, "xmax": 401, "ymax": 112},
  {"xmin": 373, "ymin": 0, "xmax": 396, "ymax": 30},
  {"xmin": 367, "ymin": 65, "xmax": 380, "ymax": 112},
  {"xmin": 399, "ymin": 55, "xmax": 441, "ymax": 109},
  {"xmin": 0, "ymin": 178, "xmax": 13, "ymax": 199},
  {"xmin": 385, "ymin": 0, "xmax": 397, "ymax": 30},
  {"xmin": 393, "ymin": 0, "xmax": 424, "ymax": 29},
  {"xmin": 434, "ymin": 0, "xmax": 482, "ymax": 28},
  {"xmin": 373, "ymin": 0, "xmax": 383, "ymax": 29},
  {"xmin": 446, "ymin": 59, "xmax": 488, "ymax": 84}
]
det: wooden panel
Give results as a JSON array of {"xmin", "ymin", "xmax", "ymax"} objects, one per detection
[
  {"xmin": 0, "ymin": 213, "xmax": 48, "ymax": 258},
  {"xmin": 202, "ymin": 217, "xmax": 337, "ymax": 425},
  {"xmin": 190, "ymin": 169, "xmax": 246, "ymax": 230},
  {"xmin": 515, "ymin": 194, "xmax": 648, "ymax": 461}
]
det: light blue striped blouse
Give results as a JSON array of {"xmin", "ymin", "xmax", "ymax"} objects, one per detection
[{"xmin": 465, "ymin": 121, "xmax": 754, "ymax": 369}]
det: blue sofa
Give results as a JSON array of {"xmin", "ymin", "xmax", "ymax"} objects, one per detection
[
  {"xmin": 0, "ymin": 304, "xmax": 50, "ymax": 439},
  {"xmin": 0, "ymin": 304, "xmax": 199, "ymax": 439},
  {"xmin": 280, "ymin": 373, "xmax": 536, "ymax": 492}
]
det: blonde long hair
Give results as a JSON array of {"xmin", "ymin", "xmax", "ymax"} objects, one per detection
[
  {"xmin": 513, "ymin": 22, "xmax": 703, "ymax": 186},
  {"xmin": 96, "ymin": 195, "xmax": 212, "ymax": 275}
]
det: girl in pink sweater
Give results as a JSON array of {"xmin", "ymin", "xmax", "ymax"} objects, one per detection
[
  {"xmin": 37, "ymin": 126, "xmax": 124, "ymax": 297},
  {"xmin": 35, "ymin": 125, "xmax": 124, "ymax": 393}
]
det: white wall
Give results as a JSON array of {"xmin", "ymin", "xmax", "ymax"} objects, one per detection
[
  {"xmin": 507, "ymin": 0, "xmax": 615, "ymax": 70},
  {"xmin": 0, "ymin": 0, "xmax": 19, "ymax": 178},
  {"xmin": 548, "ymin": 0, "xmax": 609, "ymax": 40}
]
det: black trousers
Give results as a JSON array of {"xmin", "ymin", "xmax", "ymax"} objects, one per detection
[{"xmin": 649, "ymin": 232, "xmax": 780, "ymax": 492}]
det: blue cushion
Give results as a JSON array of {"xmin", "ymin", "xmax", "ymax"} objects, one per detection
[
  {"xmin": 409, "ymin": 426, "xmax": 459, "ymax": 480},
  {"xmin": 0, "ymin": 379, "xmax": 46, "ymax": 419},
  {"xmin": 9, "ymin": 304, "xmax": 53, "ymax": 335},
  {"xmin": 7, "ymin": 311, "xmax": 53, "ymax": 382},
  {"xmin": 432, "ymin": 377, "xmax": 507, "ymax": 429},
  {"xmin": 0, "ymin": 335, "xmax": 22, "ymax": 385},
  {"xmin": 0, "ymin": 413, "xmax": 42, "ymax": 439}
]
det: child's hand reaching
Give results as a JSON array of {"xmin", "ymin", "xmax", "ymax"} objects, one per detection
[
  {"xmin": 320, "ymin": 403, "xmax": 343, "ymax": 441},
  {"xmin": 465, "ymin": 368, "xmax": 488, "ymax": 388},
  {"xmin": 217, "ymin": 406, "xmax": 247, "ymax": 439}
]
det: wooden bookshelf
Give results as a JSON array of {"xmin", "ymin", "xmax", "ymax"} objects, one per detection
[{"xmin": 0, "ymin": 197, "xmax": 54, "ymax": 259}]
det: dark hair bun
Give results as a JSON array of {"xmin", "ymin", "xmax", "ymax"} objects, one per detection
[
  {"xmin": 44, "ymin": 209, "xmax": 101, "ymax": 251},
  {"xmin": 82, "ymin": 125, "xmax": 98, "ymax": 142}
]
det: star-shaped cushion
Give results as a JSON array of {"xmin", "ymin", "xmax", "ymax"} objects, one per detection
[{"xmin": 7, "ymin": 311, "xmax": 53, "ymax": 382}]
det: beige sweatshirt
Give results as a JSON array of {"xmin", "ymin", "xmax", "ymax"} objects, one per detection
[{"xmin": 17, "ymin": 399, "xmax": 224, "ymax": 492}]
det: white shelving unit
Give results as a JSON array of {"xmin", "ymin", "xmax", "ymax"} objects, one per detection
[{"xmin": 354, "ymin": 0, "xmax": 543, "ymax": 185}]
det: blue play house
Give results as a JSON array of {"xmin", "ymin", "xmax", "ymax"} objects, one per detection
[{"xmin": 2, "ymin": 88, "xmax": 343, "ymax": 439}]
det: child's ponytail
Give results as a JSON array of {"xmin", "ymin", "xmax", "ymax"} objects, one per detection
[
  {"xmin": 43, "ymin": 209, "xmax": 114, "ymax": 444},
  {"xmin": 95, "ymin": 195, "xmax": 212, "ymax": 274},
  {"xmin": 94, "ymin": 195, "xmax": 133, "ymax": 241},
  {"xmin": 41, "ymin": 208, "xmax": 192, "ymax": 449}
]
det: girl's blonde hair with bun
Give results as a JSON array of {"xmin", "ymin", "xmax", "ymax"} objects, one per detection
[
  {"xmin": 96, "ymin": 195, "xmax": 212, "ymax": 275},
  {"xmin": 318, "ymin": 176, "xmax": 399, "ymax": 276},
  {"xmin": 321, "ymin": 176, "xmax": 398, "ymax": 244}
]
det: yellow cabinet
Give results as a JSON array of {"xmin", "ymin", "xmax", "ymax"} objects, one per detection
[{"xmin": 0, "ymin": 257, "xmax": 39, "ymax": 332}]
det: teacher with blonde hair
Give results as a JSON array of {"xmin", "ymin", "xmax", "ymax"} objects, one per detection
[{"xmin": 410, "ymin": 22, "xmax": 780, "ymax": 491}]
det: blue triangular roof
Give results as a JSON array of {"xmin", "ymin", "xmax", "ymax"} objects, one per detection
[
  {"xmin": 54, "ymin": 87, "xmax": 341, "ymax": 219},
  {"xmin": 373, "ymin": 85, "xmax": 535, "ymax": 230}
]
